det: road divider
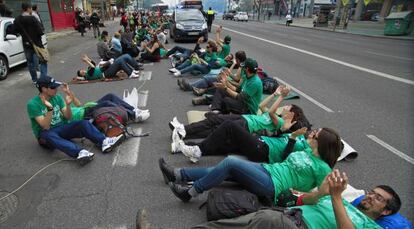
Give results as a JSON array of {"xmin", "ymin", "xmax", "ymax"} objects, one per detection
[
  {"xmin": 367, "ymin": 135, "xmax": 414, "ymax": 165},
  {"xmin": 217, "ymin": 25, "xmax": 414, "ymax": 86}
]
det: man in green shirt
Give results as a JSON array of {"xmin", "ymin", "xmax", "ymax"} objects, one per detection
[
  {"xmin": 211, "ymin": 58, "xmax": 263, "ymax": 114},
  {"xmin": 186, "ymin": 169, "xmax": 402, "ymax": 229},
  {"xmin": 27, "ymin": 76, "xmax": 123, "ymax": 165}
]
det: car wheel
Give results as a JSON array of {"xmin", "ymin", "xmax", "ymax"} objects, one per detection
[{"xmin": 0, "ymin": 55, "xmax": 9, "ymax": 80}]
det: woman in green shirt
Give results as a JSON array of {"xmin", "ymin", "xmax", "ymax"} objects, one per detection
[{"xmin": 160, "ymin": 127, "xmax": 342, "ymax": 205}]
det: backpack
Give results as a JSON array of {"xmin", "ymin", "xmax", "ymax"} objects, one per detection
[
  {"xmin": 92, "ymin": 106, "xmax": 128, "ymax": 137},
  {"xmin": 262, "ymin": 77, "xmax": 279, "ymax": 94},
  {"xmin": 200, "ymin": 188, "xmax": 261, "ymax": 221}
]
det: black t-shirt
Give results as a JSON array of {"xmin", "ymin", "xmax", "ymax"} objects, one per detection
[{"xmin": 13, "ymin": 14, "xmax": 44, "ymax": 48}]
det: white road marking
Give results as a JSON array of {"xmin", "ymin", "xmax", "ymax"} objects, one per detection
[
  {"xmin": 367, "ymin": 135, "xmax": 414, "ymax": 165},
  {"xmin": 92, "ymin": 224, "xmax": 127, "ymax": 229},
  {"xmin": 139, "ymin": 71, "xmax": 152, "ymax": 81},
  {"xmin": 365, "ymin": 50, "xmax": 414, "ymax": 62},
  {"xmin": 219, "ymin": 25, "xmax": 414, "ymax": 86},
  {"xmin": 112, "ymin": 128, "xmax": 142, "ymax": 167},
  {"xmin": 138, "ymin": 90, "xmax": 148, "ymax": 107},
  {"xmin": 143, "ymin": 62, "xmax": 154, "ymax": 66},
  {"xmin": 273, "ymin": 77, "xmax": 335, "ymax": 113}
]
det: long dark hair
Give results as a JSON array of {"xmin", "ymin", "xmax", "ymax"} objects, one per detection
[
  {"xmin": 317, "ymin": 128, "xmax": 342, "ymax": 168},
  {"xmin": 289, "ymin": 104, "xmax": 312, "ymax": 131}
]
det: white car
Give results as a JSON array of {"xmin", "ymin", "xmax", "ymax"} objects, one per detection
[
  {"xmin": 233, "ymin": 12, "xmax": 248, "ymax": 22},
  {"xmin": 0, "ymin": 17, "xmax": 47, "ymax": 80}
]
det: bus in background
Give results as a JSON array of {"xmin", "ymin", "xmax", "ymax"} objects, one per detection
[
  {"xmin": 151, "ymin": 3, "xmax": 169, "ymax": 13},
  {"xmin": 177, "ymin": 0, "xmax": 203, "ymax": 10}
]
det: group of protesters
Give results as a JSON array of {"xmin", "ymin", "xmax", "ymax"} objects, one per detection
[{"xmin": 9, "ymin": 2, "xmax": 410, "ymax": 228}]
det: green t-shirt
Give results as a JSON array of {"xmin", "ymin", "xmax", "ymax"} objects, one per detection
[
  {"xmin": 216, "ymin": 58, "xmax": 227, "ymax": 67},
  {"xmin": 204, "ymin": 52, "xmax": 218, "ymax": 63},
  {"xmin": 261, "ymin": 134, "xmax": 311, "ymax": 163},
  {"xmin": 86, "ymin": 67, "xmax": 103, "ymax": 80},
  {"xmin": 218, "ymin": 43, "xmax": 230, "ymax": 59},
  {"xmin": 294, "ymin": 196, "xmax": 382, "ymax": 229},
  {"xmin": 27, "ymin": 94, "xmax": 66, "ymax": 138},
  {"xmin": 242, "ymin": 112, "xmax": 284, "ymax": 133},
  {"xmin": 160, "ymin": 48, "xmax": 167, "ymax": 57},
  {"xmin": 240, "ymin": 74, "xmax": 263, "ymax": 114},
  {"xmin": 70, "ymin": 102, "xmax": 98, "ymax": 122},
  {"xmin": 262, "ymin": 149, "xmax": 331, "ymax": 205}
]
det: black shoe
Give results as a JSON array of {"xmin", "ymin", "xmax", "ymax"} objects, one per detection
[
  {"xmin": 192, "ymin": 96, "xmax": 208, "ymax": 106},
  {"xmin": 168, "ymin": 182, "xmax": 191, "ymax": 202},
  {"xmin": 159, "ymin": 158, "xmax": 176, "ymax": 184},
  {"xmin": 181, "ymin": 79, "xmax": 192, "ymax": 91}
]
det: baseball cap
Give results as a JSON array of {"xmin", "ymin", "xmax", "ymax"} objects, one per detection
[
  {"xmin": 36, "ymin": 76, "xmax": 62, "ymax": 89},
  {"xmin": 224, "ymin": 35, "xmax": 231, "ymax": 43},
  {"xmin": 244, "ymin": 58, "xmax": 258, "ymax": 71}
]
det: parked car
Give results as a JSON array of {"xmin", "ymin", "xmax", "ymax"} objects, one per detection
[
  {"xmin": 222, "ymin": 10, "xmax": 237, "ymax": 20},
  {"xmin": 0, "ymin": 17, "xmax": 47, "ymax": 80},
  {"xmin": 170, "ymin": 9, "xmax": 208, "ymax": 42},
  {"xmin": 233, "ymin": 12, "xmax": 248, "ymax": 21}
]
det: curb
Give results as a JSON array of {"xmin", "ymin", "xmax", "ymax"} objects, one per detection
[{"xmin": 250, "ymin": 19, "xmax": 414, "ymax": 41}]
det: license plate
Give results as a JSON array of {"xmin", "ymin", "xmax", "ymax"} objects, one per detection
[{"xmin": 188, "ymin": 32, "xmax": 199, "ymax": 35}]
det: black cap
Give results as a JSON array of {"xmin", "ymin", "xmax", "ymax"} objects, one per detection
[
  {"xmin": 244, "ymin": 58, "xmax": 258, "ymax": 71},
  {"xmin": 36, "ymin": 76, "xmax": 62, "ymax": 89}
]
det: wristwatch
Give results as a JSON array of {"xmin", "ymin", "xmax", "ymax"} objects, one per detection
[{"xmin": 47, "ymin": 107, "xmax": 53, "ymax": 112}]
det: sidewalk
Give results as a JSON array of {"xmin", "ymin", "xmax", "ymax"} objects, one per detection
[
  {"xmin": 252, "ymin": 16, "xmax": 414, "ymax": 40},
  {"xmin": 46, "ymin": 18, "xmax": 120, "ymax": 40}
]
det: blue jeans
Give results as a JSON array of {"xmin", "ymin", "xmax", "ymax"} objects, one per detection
[
  {"xmin": 96, "ymin": 93, "xmax": 135, "ymax": 119},
  {"xmin": 166, "ymin": 46, "xmax": 191, "ymax": 58},
  {"xmin": 191, "ymin": 71, "xmax": 219, "ymax": 89},
  {"xmin": 181, "ymin": 156, "xmax": 275, "ymax": 199},
  {"xmin": 179, "ymin": 63, "xmax": 210, "ymax": 75},
  {"xmin": 104, "ymin": 54, "xmax": 139, "ymax": 77},
  {"xmin": 24, "ymin": 47, "xmax": 47, "ymax": 82},
  {"xmin": 39, "ymin": 120, "xmax": 106, "ymax": 158},
  {"xmin": 176, "ymin": 59, "xmax": 191, "ymax": 70}
]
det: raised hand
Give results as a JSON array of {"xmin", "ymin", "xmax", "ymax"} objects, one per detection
[
  {"xmin": 282, "ymin": 112, "xmax": 297, "ymax": 131},
  {"xmin": 39, "ymin": 94, "xmax": 53, "ymax": 110},
  {"xmin": 328, "ymin": 169, "xmax": 348, "ymax": 198},
  {"xmin": 280, "ymin": 86, "xmax": 291, "ymax": 97},
  {"xmin": 291, "ymin": 127, "xmax": 307, "ymax": 139},
  {"xmin": 197, "ymin": 37, "xmax": 204, "ymax": 44}
]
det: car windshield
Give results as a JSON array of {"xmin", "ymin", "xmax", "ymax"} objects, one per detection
[{"xmin": 176, "ymin": 10, "xmax": 204, "ymax": 21}]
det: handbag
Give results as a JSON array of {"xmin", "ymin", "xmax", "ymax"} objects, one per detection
[{"xmin": 16, "ymin": 20, "xmax": 49, "ymax": 62}]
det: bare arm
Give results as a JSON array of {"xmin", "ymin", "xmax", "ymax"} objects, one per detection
[
  {"xmin": 146, "ymin": 42, "xmax": 160, "ymax": 53},
  {"xmin": 35, "ymin": 112, "xmax": 53, "ymax": 130},
  {"xmin": 329, "ymin": 170, "xmax": 355, "ymax": 229}
]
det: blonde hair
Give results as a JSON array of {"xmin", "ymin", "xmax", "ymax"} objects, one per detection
[{"xmin": 114, "ymin": 32, "xmax": 121, "ymax": 38}]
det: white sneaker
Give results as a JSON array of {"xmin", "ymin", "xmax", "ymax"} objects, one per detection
[
  {"xmin": 135, "ymin": 107, "xmax": 150, "ymax": 114},
  {"xmin": 109, "ymin": 58, "xmax": 114, "ymax": 64},
  {"xmin": 169, "ymin": 117, "xmax": 181, "ymax": 129},
  {"xmin": 77, "ymin": 149, "xmax": 94, "ymax": 165},
  {"xmin": 173, "ymin": 71, "xmax": 181, "ymax": 77},
  {"xmin": 129, "ymin": 72, "xmax": 139, "ymax": 78},
  {"xmin": 168, "ymin": 68, "xmax": 178, "ymax": 73},
  {"xmin": 181, "ymin": 144, "xmax": 202, "ymax": 163},
  {"xmin": 102, "ymin": 135, "xmax": 124, "ymax": 153},
  {"xmin": 171, "ymin": 129, "xmax": 182, "ymax": 154},
  {"xmin": 135, "ymin": 110, "xmax": 150, "ymax": 122},
  {"xmin": 133, "ymin": 70, "xmax": 140, "ymax": 75}
]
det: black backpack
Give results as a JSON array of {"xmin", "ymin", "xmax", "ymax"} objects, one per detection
[{"xmin": 200, "ymin": 188, "xmax": 261, "ymax": 221}]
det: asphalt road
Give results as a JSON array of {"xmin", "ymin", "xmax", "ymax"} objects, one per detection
[{"xmin": 0, "ymin": 19, "xmax": 413, "ymax": 228}]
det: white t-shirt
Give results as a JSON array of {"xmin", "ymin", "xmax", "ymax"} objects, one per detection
[{"xmin": 286, "ymin": 14, "xmax": 292, "ymax": 20}]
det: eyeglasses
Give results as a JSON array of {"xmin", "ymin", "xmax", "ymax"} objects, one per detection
[{"xmin": 366, "ymin": 190, "xmax": 387, "ymax": 203}]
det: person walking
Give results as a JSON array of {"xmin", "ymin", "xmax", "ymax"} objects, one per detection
[
  {"xmin": 13, "ymin": 3, "xmax": 47, "ymax": 83},
  {"xmin": 0, "ymin": 0, "xmax": 13, "ymax": 17},
  {"xmin": 206, "ymin": 7, "xmax": 215, "ymax": 33},
  {"xmin": 90, "ymin": 10, "xmax": 100, "ymax": 38}
]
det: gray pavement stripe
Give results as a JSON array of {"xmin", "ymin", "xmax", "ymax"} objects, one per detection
[
  {"xmin": 364, "ymin": 51, "xmax": 414, "ymax": 62},
  {"xmin": 273, "ymin": 76, "xmax": 334, "ymax": 113},
  {"xmin": 217, "ymin": 25, "xmax": 414, "ymax": 86},
  {"xmin": 143, "ymin": 62, "xmax": 154, "ymax": 66},
  {"xmin": 367, "ymin": 135, "xmax": 414, "ymax": 165},
  {"xmin": 139, "ymin": 71, "xmax": 152, "ymax": 81},
  {"xmin": 112, "ymin": 128, "xmax": 143, "ymax": 167}
]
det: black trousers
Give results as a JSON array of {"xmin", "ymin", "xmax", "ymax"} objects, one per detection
[
  {"xmin": 199, "ymin": 121, "xmax": 269, "ymax": 162},
  {"xmin": 184, "ymin": 113, "xmax": 246, "ymax": 139},
  {"xmin": 210, "ymin": 89, "xmax": 250, "ymax": 114}
]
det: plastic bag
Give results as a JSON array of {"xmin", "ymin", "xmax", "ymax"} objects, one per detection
[{"xmin": 123, "ymin": 87, "xmax": 139, "ymax": 109}]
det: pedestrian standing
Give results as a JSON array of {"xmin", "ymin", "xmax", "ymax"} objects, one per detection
[
  {"xmin": 0, "ymin": 0, "xmax": 13, "ymax": 17},
  {"xmin": 76, "ymin": 8, "xmax": 86, "ymax": 36},
  {"xmin": 285, "ymin": 13, "xmax": 292, "ymax": 26},
  {"xmin": 31, "ymin": 4, "xmax": 44, "ymax": 32},
  {"xmin": 206, "ymin": 7, "xmax": 215, "ymax": 33},
  {"xmin": 90, "ymin": 10, "xmax": 100, "ymax": 38},
  {"xmin": 13, "ymin": 3, "xmax": 47, "ymax": 83}
]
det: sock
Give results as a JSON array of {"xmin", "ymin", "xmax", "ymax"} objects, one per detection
[
  {"xmin": 174, "ymin": 168, "xmax": 182, "ymax": 181},
  {"xmin": 188, "ymin": 186, "xmax": 200, "ymax": 197}
]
